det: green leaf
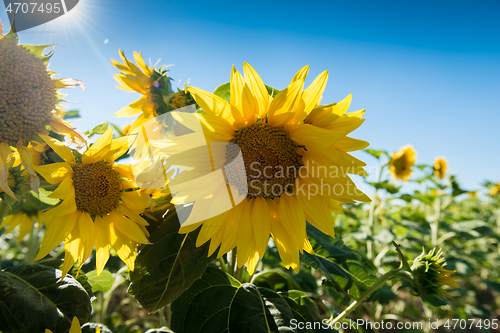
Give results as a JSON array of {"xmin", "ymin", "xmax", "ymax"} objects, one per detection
[
  {"xmin": 129, "ymin": 208, "xmax": 215, "ymax": 312},
  {"xmin": 172, "ymin": 267, "xmax": 307, "ymax": 332},
  {"xmin": 213, "ymin": 82, "xmax": 231, "ymax": 103},
  {"xmin": 364, "ymin": 149, "xmax": 387, "ymax": 160},
  {"xmin": 369, "ymin": 180, "xmax": 400, "ymax": 194},
  {"xmin": 84, "ymin": 121, "xmax": 109, "ymax": 139},
  {"xmin": 213, "ymin": 82, "xmax": 281, "ymax": 103},
  {"xmin": 300, "ymin": 253, "xmax": 376, "ymax": 299},
  {"xmin": 86, "ymin": 270, "xmax": 114, "ymax": 292},
  {"xmin": 62, "ymin": 110, "xmax": 81, "ymax": 119},
  {"xmin": 0, "ymin": 264, "xmax": 91, "ymax": 333},
  {"xmin": 392, "ymin": 241, "xmax": 412, "ymax": 272},
  {"xmin": 252, "ymin": 270, "xmax": 302, "ymax": 291},
  {"xmin": 279, "ymin": 290, "xmax": 327, "ymax": 331}
]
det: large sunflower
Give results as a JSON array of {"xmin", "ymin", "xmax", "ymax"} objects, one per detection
[
  {"xmin": 33, "ymin": 128, "xmax": 152, "ymax": 276},
  {"xmin": 0, "ymin": 20, "xmax": 87, "ymax": 195},
  {"xmin": 389, "ymin": 145, "xmax": 416, "ymax": 182},
  {"xmin": 154, "ymin": 63, "xmax": 370, "ymax": 274}
]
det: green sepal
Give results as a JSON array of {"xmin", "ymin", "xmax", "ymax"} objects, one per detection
[{"xmin": 22, "ymin": 43, "xmax": 54, "ymax": 67}]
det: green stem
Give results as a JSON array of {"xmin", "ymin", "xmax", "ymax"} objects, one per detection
[
  {"xmin": 25, "ymin": 220, "xmax": 39, "ymax": 263},
  {"xmin": 229, "ymin": 248, "xmax": 237, "ymax": 277},
  {"xmin": 0, "ymin": 200, "xmax": 9, "ymax": 227},
  {"xmin": 158, "ymin": 308, "xmax": 167, "ymax": 327},
  {"xmin": 367, "ymin": 165, "xmax": 385, "ymax": 260},
  {"xmin": 327, "ymin": 268, "xmax": 403, "ymax": 326},
  {"xmin": 431, "ymin": 196, "xmax": 441, "ymax": 247},
  {"xmin": 218, "ymin": 257, "xmax": 227, "ymax": 273},
  {"xmin": 496, "ymin": 209, "xmax": 500, "ymax": 253}
]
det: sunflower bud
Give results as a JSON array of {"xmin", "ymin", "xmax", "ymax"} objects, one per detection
[{"xmin": 411, "ymin": 248, "xmax": 459, "ymax": 305}]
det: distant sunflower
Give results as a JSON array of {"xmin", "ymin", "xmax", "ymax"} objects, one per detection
[
  {"xmin": 0, "ymin": 20, "xmax": 87, "ymax": 194},
  {"xmin": 158, "ymin": 63, "xmax": 370, "ymax": 274},
  {"xmin": 433, "ymin": 157, "xmax": 447, "ymax": 180},
  {"xmin": 491, "ymin": 182, "xmax": 500, "ymax": 196},
  {"xmin": 389, "ymin": 145, "xmax": 416, "ymax": 182},
  {"xmin": 111, "ymin": 50, "xmax": 174, "ymax": 129},
  {"xmin": 33, "ymin": 128, "xmax": 152, "ymax": 276},
  {"xmin": 0, "ymin": 211, "xmax": 46, "ymax": 243}
]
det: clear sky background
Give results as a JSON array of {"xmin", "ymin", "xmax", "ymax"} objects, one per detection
[{"xmin": 1, "ymin": 0, "xmax": 499, "ymax": 192}]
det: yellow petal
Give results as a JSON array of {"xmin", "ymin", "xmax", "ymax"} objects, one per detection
[
  {"xmin": 334, "ymin": 137, "xmax": 370, "ymax": 152},
  {"xmin": 82, "ymin": 127, "xmax": 114, "ymax": 164},
  {"xmin": 78, "ymin": 212, "xmax": 96, "ymax": 265},
  {"xmin": 17, "ymin": 213, "xmax": 35, "ymax": 243},
  {"xmin": 268, "ymin": 79, "xmax": 304, "ymax": 127},
  {"xmin": 47, "ymin": 176, "xmax": 74, "ymax": 199},
  {"xmin": 35, "ymin": 213, "xmax": 76, "ymax": 261},
  {"xmin": 120, "ymin": 191, "xmax": 151, "ymax": 212},
  {"xmin": 277, "ymin": 195, "xmax": 306, "ymax": 248},
  {"xmin": 243, "ymin": 62, "xmax": 269, "ymax": 118},
  {"xmin": 251, "ymin": 197, "xmax": 272, "ymax": 258},
  {"xmin": 110, "ymin": 211, "xmax": 150, "ymax": 244},
  {"xmin": 237, "ymin": 200, "xmax": 255, "ymax": 268},
  {"xmin": 291, "ymin": 65, "xmax": 309, "ymax": 84},
  {"xmin": 94, "ymin": 215, "xmax": 111, "ymax": 275},
  {"xmin": 0, "ymin": 157, "xmax": 16, "ymax": 199},
  {"xmin": 69, "ymin": 317, "xmax": 81, "ymax": 333},
  {"xmin": 230, "ymin": 66, "xmax": 245, "ymax": 127},
  {"xmin": 62, "ymin": 228, "xmax": 81, "ymax": 277},
  {"xmin": 186, "ymin": 86, "xmax": 235, "ymax": 124},
  {"xmin": 301, "ymin": 70, "xmax": 328, "ymax": 116},
  {"xmin": 109, "ymin": 223, "xmax": 137, "ymax": 271},
  {"xmin": 288, "ymin": 124, "xmax": 346, "ymax": 149},
  {"xmin": 34, "ymin": 162, "xmax": 73, "ymax": 184},
  {"xmin": 47, "ymin": 190, "xmax": 77, "ymax": 216},
  {"xmin": 39, "ymin": 134, "xmax": 75, "ymax": 164}
]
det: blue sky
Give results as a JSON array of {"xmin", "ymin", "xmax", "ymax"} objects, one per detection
[{"xmin": 1, "ymin": 0, "xmax": 499, "ymax": 191}]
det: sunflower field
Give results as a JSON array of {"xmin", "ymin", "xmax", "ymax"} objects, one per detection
[{"xmin": 1, "ymin": 18, "xmax": 500, "ymax": 333}]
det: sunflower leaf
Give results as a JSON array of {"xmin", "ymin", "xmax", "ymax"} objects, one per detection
[
  {"xmin": 171, "ymin": 267, "xmax": 322, "ymax": 332},
  {"xmin": 0, "ymin": 264, "xmax": 91, "ymax": 333},
  {"xmin": 129, "ymin": 208, "xmax": 215, "ymax": 312}
]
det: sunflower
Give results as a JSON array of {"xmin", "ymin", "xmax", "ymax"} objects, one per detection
[
  {"xmin": 433, "ymin": 157, "xmax": 447, "ymax": 180},
  {"xmin": 411, "ymin": 248, "xmax": 459, "ymax": 299},
  {"xmin": 111, "ymin": 50, "xmax": 173, "ymax": 130},
  {"xmin": 0, "ymin": 20, "xmax": 87, "ymax": 195},
  {"xmin": 33, "ymin": 127, "xmax": 152, "ymax": 276},
  {"xmin": 153, "ymin": 63, "xmax": 370, "ymax": 274},
  {"xmin": 491, "ymin": 182, "xmax": 500, "ymax": 196},
  {"xmin": 389, "ymin": 145, "xmax": 416, "ymax": 182},
  {"xmin": 0, "ymin": 210, "xmax": 46, "ymax": 242}
]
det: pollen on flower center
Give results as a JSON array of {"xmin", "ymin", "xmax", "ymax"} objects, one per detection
[
  {"xmin": 227, "ymin": 121, "xmax": 302, "ymax": 199},
  {"xmin": 72, "ymin": 162, "xmax": 121, "ymax": 215},
  {"xmin": 0, "ymin": 39, "xmax": 57, "ymax": 145}
]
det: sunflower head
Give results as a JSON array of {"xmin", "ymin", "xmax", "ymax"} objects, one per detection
[
  {"xmin": 411, "ymin": 248, "xmax": 459, "ymax": 301},
  {"xmin": 166, "ymin": 62, "xmax": 370, "ymax": 274},
  {"xmin": 389, "ymin": 145, "xmax": 416, "ymax": 182},
  {"xmin": 169, "ymin": 89, "xmax": 196, "ymax": 110},
  {"xmin": 33, "ymin": 128, "xmax": 152, "ymax": 276},
  {"xmin": 111, "ymin": 50, "xmax": 174, "ymax": 121},
  {"xmin": 433, "ymin": 157, "xmax": 447, "ymax": 180},
  {"xmin": 0, "ymin": 21, "xmax": 57, "ymax": 146},
  {"xmin": 490, "ymin": 182, "xmax": 500, "ymax": 196}
]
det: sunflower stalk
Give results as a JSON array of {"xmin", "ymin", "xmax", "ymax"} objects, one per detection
[
  {"xmin": 327, "ymin": 268, "xmax": 405, "ymax": 326},
  {"xmin": 431, "ymin": 196, "xmax": 441, "ymax": 247},
  {"xmin": 367, "ymin": 164, "xmax": 385, "ymax": 260}
]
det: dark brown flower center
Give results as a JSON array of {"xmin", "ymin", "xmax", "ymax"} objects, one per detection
[
  {"xmin": 72, "ymin": 162, "xmax": 121, "ymax": 215},
  {"xmin": 227, "ymin": 121, "xmax": 302, "ymax": 199}
]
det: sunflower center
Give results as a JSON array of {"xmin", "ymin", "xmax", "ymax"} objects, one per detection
[
  {"xmin": 72, "ymin": 162, "xmax": 121, "ymax": 215},
  {"xmin": 0, "ymin": 39, "xmax": 57, "ymax": 145},
  {"xmin": 228, "ymin": 121, "xmax": 302, "ymax": 199}
]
